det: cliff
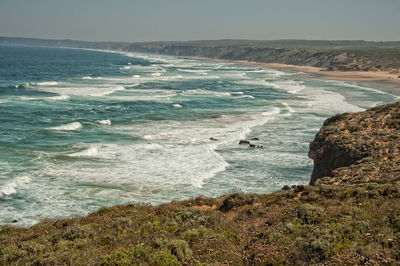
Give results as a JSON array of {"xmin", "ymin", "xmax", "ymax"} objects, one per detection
[
  {"xmin": 124, "ymin": 42, "xmax": 400, "ymax": 71},
  {"xmin": 309, "ymin": 101, "xmax": 400, "ymax": 185},
  {"xmin": 1, "ymin": 103, "xmax": 399, "ymax": 265},
  {"xmin": 124, "ymin": 43, "xmax": 339, "ymax": 68},
  {"xmin": 2, "ymin": 37, "xmax": 400, "ymax": 71}
]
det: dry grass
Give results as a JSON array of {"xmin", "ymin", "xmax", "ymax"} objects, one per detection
[{"xmin": 1, "ymin": 184, "xmax": 399, "ymax": 265}]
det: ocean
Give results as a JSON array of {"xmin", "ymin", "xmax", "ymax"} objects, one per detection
[{"xmin": 0, "ymin": 45, "xmax": 398, "ymax": 227}]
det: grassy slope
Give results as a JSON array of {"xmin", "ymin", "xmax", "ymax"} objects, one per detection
[{"xmin": 0, "ymin": 185, "xmax": 399, "ymax": 265}]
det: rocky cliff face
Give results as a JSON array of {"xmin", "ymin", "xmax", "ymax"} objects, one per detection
[
  {"xmin": 126, "ymin": 43, "xmax": 340, "ymax": 68},
  {"xmin": 126, "ymin": 43, "xmax": 400, "ymax": 71},
  {"xmin": 309, "ymin": 101, "xmax": 400, "ymax": 185}
]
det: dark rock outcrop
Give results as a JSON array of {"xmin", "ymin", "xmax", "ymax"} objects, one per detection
[
  {"xmin": 239, "ymin": 140, "xmax": 250, "ymax": 145},
  {"xmin": 239, "ymin": 140, "xmax": 263, "ymax": 148},
  {"xmin": 309, "ymin": 101, "xmax": 400, "ymax": 185}
]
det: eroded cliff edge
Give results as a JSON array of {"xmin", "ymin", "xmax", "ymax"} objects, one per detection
[{"xmin": 309, "ymin": 101, "xmax": 400, "ymax": 185}]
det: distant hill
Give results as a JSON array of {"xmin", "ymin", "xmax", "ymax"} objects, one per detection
[
  {"xmin": 2, "ymin": 36, "xmax": 400, "ymax": 73},
  {"xmin": 2, "ymin": 36, "xmax": 400, "ymax": 50}
]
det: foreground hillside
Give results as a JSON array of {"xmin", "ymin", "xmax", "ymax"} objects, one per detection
[{"xmin": 1, "ymin": 102, "xmax": 400, "ymax": 265}]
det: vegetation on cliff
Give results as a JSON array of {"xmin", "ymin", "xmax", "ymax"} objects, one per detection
[
  {"xmin": 1, "ymin": 101, "xmax": 400, "ymax": 265},
  {"xmin": 309, "ymin": 101, "xmax": 400, "ymax": 185},
  {"xmin": 1, "ymin": 185, "xmax": 399, "ymax": 265}
]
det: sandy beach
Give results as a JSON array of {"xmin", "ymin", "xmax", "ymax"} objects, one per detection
[{"xmin": 187, "ymin": 57, "xmax": 400, "ymax": 96}]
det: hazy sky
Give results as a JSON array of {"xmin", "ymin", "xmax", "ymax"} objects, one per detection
[{"xmin": 0, "ymin": 0, "xmax": 399, "ymax": 42}]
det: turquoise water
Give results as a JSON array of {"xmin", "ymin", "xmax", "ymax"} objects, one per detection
[{"xmin": 0, "ymin": 45, "xmax": 398, "ymax": 226}]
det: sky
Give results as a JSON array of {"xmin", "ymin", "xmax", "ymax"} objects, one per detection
[{"xmin": 0, "ymin": 0, "xmax": 399, "ymax": 42}]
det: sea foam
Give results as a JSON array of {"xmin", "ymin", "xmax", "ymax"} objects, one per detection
[
  {"xmin": 109, "ymin": 107, "xmax": 281, "ymax": 188},
  {"xmin": 35, "ymin": 85, "xmax": 125, "ymax": 97},
  {"xmin": 98, "ymin": 119, "xmax": 112, "ymax": 125},
  {"xmin": 36, "ymin": 81, "xmax": 58, "ymax": 86},
  {"xmin": 48, "ymin": 95, "xmax": 70, "ymax": 101},
  {"xmin": 0, "ymin": 176, "xmax": 31, "ymax": 198},
  {"xmin": 47, "ymin": 122, "xmax": 82, "ymax": 131},
  {"xmin": 177, "ymin": 68, "xmax": 208, "ymax": 75},
  {"xmin": 81, "ymin": 76, "xmax": 104, "ymax": 80},
  {"xmin": 93, "ymin": 86, "xmax": 125, "ymax": 96},
  {"xmin": 68, "ymin": 147, "xmax": 99, "ymax": 157},
  {"xmin": 182, "ymin": 88, "xmax": 231, "ymax": 97}
]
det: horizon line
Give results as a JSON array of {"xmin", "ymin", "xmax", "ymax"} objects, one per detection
[{"xmin": 1, "ymin": 35, "xmax": 400, "ymax": 44}]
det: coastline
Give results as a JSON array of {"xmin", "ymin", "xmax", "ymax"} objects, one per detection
[
  {"xmin": 186, "ymin": 56, "xmax": 400, "ymax": 97},
  {"xmin": 1, "ymin": 45, "xmax": 400, "ymax": 264},
  {"xmin": 2, "ymin": 100, "xmax": 399, "ymax": 264}
]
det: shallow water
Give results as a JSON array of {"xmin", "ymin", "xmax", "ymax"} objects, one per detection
[{"xmin": 0, "ymin": 45, "xmax": 398, "ymax": 226}]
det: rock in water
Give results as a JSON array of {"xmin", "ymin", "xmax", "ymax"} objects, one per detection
[{"xmin": 239, "ymin": 140, "xmax": 250, "ymax": 145}]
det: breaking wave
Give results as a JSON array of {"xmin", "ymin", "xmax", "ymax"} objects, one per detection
[{"xmin": 47, "ymin": 122, "xmax": 82, "ymax": 131}]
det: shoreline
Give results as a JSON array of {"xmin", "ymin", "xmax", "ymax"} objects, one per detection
[
  {"xmin": 185, "ymin": 56, "xmax": 400, "ymax": 97},
  {"xmin": 2, "ymin": 101, "xmax": 400, "ymax": 263},
  {"xmin": 2, "ymin": 49, "xmax": 399, "ymax": 228}
]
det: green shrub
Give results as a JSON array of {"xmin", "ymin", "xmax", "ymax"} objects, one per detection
[
  {"xmin": 167, "ymin": 239, "xmax": 192, "ymax": 261},
  {"xmin": 223, "ymin": 230, "xmax": 241, "ymax": 245},
  {"xmin": 150, "ymin": 250, "xmax": 180, "ymax": 266},
  {"xmin": 323, "ymin": 113, "xmax": 349, "ymax": 126},
  {"xmin": 61, "ymin": 223, "xmax": 93, "ymax": 241},
  {"xmin": 0, "ymin": 225, "xmax": 24, "ymax": 235},
  {"xmin": 296, "ymin": 204, "xmax": 325, "ymax": 224},
  {"xmin": 219, "ymin": 193, "xmax": 255, "ymax": 212},
  {"xmin": 101, "ymin": 245, "xmax": 180, "ymax": 265},
  {"xmin": 182, "ymin": 226, "xmax": 211, "ymax": 243},
  {"xmin": 1, "ymin": 244, "xmax": 28, "ymax": 264}
]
